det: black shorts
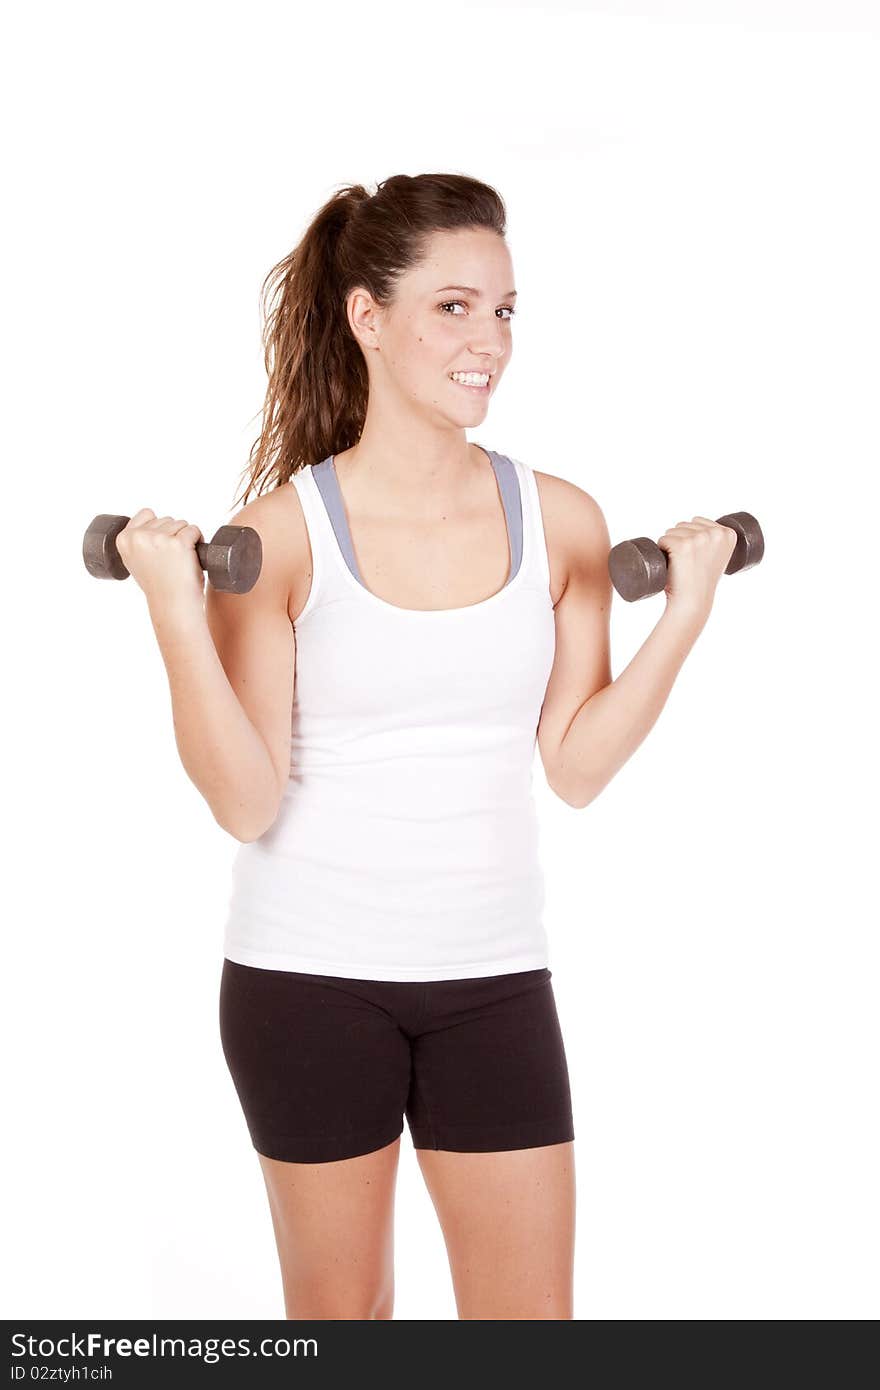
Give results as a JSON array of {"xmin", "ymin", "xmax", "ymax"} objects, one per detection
[{"xmin": 219, "ymin": 959, "xmax": 575, "ymax": 1164}]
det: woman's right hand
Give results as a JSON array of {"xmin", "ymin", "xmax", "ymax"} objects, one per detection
[{"xmin": 115, "ymin": 509, "xmax": 207, "ymax": 616}]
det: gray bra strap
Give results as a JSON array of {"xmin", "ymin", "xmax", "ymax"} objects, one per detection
[
  {"xmin": 312, "ymin": 451, "xmax": 523, "ymax": 587},
  {"xmin": 312, "ymin": 456, "xmax": 364, "ymax": 583},
  {"xmin": 488, "ymin": 451, "xmax": 524, "ymax": 583}
]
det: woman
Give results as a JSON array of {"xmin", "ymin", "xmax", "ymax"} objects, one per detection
[{"xmin": 118, "ymin": 173, "xmax": 736, "ymax": 1319}]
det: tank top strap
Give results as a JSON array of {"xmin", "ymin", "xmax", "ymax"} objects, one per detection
[
  {"xmin": 479, "ymin": 449, "xmax": 522, "ymax": 583},
  {"xmin": 311, "ymin": 456, "xmax": 364, "ymax": 582},
  {"xmin": 287, "ymin": 460, "xmax": 354, "ymax": 620},
  {"xmin": 493, "ymin": 452, "xmax": 551, "ymax": 594}
]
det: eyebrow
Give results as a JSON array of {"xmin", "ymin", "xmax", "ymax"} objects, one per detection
[{"xmin": 434, "ymin": 284, "xmax": 518, "ymax": 298}]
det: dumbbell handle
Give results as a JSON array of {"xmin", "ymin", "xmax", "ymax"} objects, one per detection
[
  {"xmin": 82, "ymin": 515, "xmax": 263, "ymax": 595},
  {"xmin": 608, "ymin": 511, "xmax": 764, "ymax": 602}
]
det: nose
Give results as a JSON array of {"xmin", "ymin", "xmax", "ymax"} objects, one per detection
[
  {"xmin": 469, "ymin": 307, "xmax": 508, "ymax": 356},
  {"xmin": 468, "ymin": 327, "xmax": 506, "ymax": 369}
]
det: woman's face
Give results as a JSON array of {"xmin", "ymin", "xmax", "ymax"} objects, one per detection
[{"xmin": 348, "ymin": 227, "xmax": 516, "ymax": 424}]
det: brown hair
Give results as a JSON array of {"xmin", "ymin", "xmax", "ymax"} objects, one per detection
[{"xmin": 231, "ymin": 172, "xmax": 507, "ymax": 508}]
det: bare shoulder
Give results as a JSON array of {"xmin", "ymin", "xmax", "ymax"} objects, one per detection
[
  {"xmin": 532, "ymin": 468, "xmax": 611, "ymax": 603},
  {"xmin": 225, "ymin": 473, "xmax": 313, "ymax": 623}
]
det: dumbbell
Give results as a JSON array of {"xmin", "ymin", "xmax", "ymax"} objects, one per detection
[
  {"xmin": 608, "ymin": 511, "xmax": 764, "ymax": 602},
  {"xmin": 82, "ymin": 514, "xmax": 263, "ymax": 595}
]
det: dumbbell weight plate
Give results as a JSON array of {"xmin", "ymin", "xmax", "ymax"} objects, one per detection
[
  {"xmin": 206, "ymin": 525, "xmax": 263, "ymax": 594},
  {"xmin": 82, "ymin": 514, "xmax": 132, "ymax": 582}
]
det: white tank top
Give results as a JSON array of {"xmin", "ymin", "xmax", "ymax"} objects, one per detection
[{"xmin": 222, "ymin": 449, "xmax": 557, "ymax": 981}]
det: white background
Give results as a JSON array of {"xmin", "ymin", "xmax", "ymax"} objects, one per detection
[{"xmin": 3, "ymin": 0, "xmax": 877, "ymax": 1321}]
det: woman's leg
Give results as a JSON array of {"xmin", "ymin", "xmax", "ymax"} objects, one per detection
[
  {"xmin": 416, "ymin": 1140, "xmax": 575, "ymax": 1319},
  {"xmin": 259, "ymin": 1136, "xmax": 402, "ymax": 1319},
  {"xmin": 405, "ymin": 969, "xmax": 576, "ymax": 1317},
  {"xmin": 219, "ymin": 960, "xmax": 413, "ymax": 1318}
]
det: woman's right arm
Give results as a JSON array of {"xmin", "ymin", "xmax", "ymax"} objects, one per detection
[{"xmin": 125, "ymin": 490, "xmax": 303, "ymax": 842}]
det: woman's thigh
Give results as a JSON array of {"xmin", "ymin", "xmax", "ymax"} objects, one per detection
[
  {"xmin": 259, "ymin": 1137, "xmax": 402, "ymax": 1319},
  {"xmin": 417, "ymin": 1140, "xmax": 576, "ymax": 1319},
  {"xmin": 406, "ymin": 968, "xmax": 576, "ymax": 1318},
  {"xmin": 219, "ymin": 960, "xmax": 415, "ymax": 1317},
  {"xmin": 405, "ymin": 968, "xmax": 575, "ymax": 1155},
  {"xmin": 219, "ymin": 959, "xmax": 412, "ymax": 1163}
]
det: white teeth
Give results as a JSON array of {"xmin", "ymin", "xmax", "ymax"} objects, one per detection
[{"xmin": 450, "ymin": 372, "xmax": 489, "ymax": 386}]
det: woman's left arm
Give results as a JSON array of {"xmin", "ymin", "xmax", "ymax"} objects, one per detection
[{"xmin": 537, "ymin": 480, "xmax": 734, "ymax": 809}]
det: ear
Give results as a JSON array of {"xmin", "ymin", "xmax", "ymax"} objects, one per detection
[{"xmin": 346, "ymin": 286, "xmax": 384, "ymax": 353}]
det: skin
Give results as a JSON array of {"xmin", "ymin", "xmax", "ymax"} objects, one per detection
[{"xmin": 258, "ymin": 1135, "xmax": 575, "ymax": 1320}]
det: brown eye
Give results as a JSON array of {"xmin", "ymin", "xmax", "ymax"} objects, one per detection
[{"xmin": 439, "ymin": 300, "xmax": 516, "ymax": 319}]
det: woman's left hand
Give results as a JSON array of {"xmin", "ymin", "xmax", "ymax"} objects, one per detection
[{"xmin": 657, "ymin": 516, "xmax": 739, "ymax": 622}]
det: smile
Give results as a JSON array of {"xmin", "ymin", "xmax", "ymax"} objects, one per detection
[{"xmin": 449, "ymin": 372, "xmax": 491, "ymax": 393}]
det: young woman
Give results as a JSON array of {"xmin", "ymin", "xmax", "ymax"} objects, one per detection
[{"xmin": 117, "ymin": 173, "xmax": 737, "ymax": 1320}]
